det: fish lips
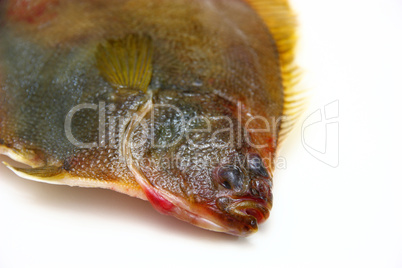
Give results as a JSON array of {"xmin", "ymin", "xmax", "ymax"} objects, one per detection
[{"xmin": 215, "ymin": 196, "xmax": 272, "ymax": 236}]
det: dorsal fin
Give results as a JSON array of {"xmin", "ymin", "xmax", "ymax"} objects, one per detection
[
  {"xmin": 96, "ymin": 34, "xmax": 153, "ymax": 93},
  {"xmin": 245, "ymin": 0, "xmax": 306, "ymax": 145}
]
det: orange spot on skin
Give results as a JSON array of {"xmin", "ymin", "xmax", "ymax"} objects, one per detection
[{"xmin": 7, "ymin": 0, "xmax": 58, "ymax": 25}]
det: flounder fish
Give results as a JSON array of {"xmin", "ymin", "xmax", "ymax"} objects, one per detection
[{"xmin": 0, "ymin": 0, "xmax": 302, "ymax": 236}]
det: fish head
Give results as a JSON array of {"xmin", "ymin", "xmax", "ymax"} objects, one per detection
[{"xmin": 125, "ymin": 91, "xmax": 275, "ymax": 236}]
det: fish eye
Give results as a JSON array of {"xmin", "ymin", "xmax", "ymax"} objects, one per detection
[
  {"xmin": 217, "ymin": 165, "xmax": 244, "ymax": 192},
  {"xmin": 248, "ymin": 154, "xmax": 270, "ymax": 178}
]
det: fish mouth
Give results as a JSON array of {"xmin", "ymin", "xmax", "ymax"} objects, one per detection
[
  {"xmin": 229, "ymin": 200, "xmax": 270, "ymax": 224},
  {"xmin": 215, "ymin": 197, "xmax": 272, "ymax": 236}
]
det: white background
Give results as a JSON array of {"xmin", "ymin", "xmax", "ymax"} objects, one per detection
[{"xmin": 1, "ymin": 0, "xmax": 402, "ymax": 267}]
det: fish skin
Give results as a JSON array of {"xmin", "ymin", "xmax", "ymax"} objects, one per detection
[{"xmin": 0, "ymin": 0, "xmax": 296, "ymax": 236}]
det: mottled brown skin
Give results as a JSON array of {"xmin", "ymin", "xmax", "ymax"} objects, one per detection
[{"xmin": 0, "ymin": 0, "xmax": 284, "ymax": 235}]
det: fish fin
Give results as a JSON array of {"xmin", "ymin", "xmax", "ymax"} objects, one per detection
[
  {"xmin": 3, "ymin": 163, "xmax": 65, "ymax": 182},
  {"xmin": 96, "ymin": 34, "xmax": 153, "ymax": 93},
  {"xmin": 0, "ymin": 145, "xmax": 46, "ymax": 168},
  {"xmin": 245, "ymin": 0, "xmax": 306, "ymax": 145},
  {"xmin": 3, "ymin": 161, "xmax": 147, "ymax": 200},
  {"xmin": 278, "ymin": 86, "xmax": 309, "ymax": 145}
]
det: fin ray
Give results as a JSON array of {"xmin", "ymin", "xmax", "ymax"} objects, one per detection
[
  {"xmin": 245, "ymin": 0, "xmax": 306, "ymax": 145},
  {"xmin": 96, "ymin": 34, "xmax": 153, "ymax": 92},
  {"xmin": 3, "ymin": 161, "xmax": 147, "ymax": 199},
  {"xmin": 3, "ymin": 162, "xmax": 65, "ymax": 182}
]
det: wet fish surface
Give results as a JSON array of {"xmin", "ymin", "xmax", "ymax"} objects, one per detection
[{"xmin": 0, "ymin": 0, "xmax": 301, "ymax": 236}]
